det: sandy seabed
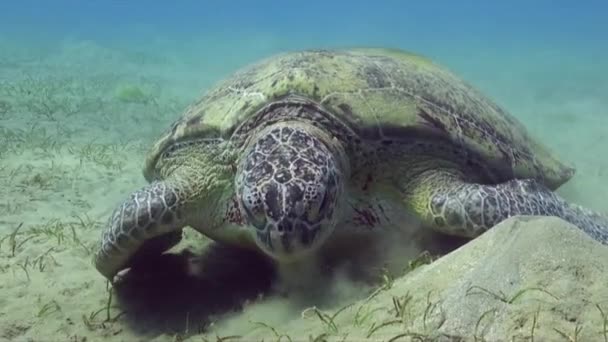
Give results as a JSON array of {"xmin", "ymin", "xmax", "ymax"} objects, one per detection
[{"xmin": 0, "ymin": 38, "xmax": 607, "ymax": 341}]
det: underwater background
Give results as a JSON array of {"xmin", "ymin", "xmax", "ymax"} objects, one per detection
[{"xmin": 0, "ymin": 0, "xmax": 607, "ymax": 341}]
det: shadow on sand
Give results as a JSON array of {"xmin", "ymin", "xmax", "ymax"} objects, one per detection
[
  {"xmin": 111, "ymin": 230, "xmax": 467, "ymax": 338},
  {"xmin": 112, "ymin": 243, "xmax": 277, "ymax": 337}
]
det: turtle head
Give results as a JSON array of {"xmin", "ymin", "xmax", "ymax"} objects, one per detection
[{"xmin": 235, "ymin": 121, "xmax": 349, "ymax": 261}]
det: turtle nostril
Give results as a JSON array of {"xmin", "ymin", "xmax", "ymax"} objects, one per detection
[{"xmin": 277, "ymin": 219, "xmax": 293, "ymax": 233}]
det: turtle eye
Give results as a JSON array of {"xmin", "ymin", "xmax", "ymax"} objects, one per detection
[
  {"xmin": 242, "ymin": 202, "xmax": 267, "ymax": 230},
  {"xmin": 307, "ymin": 191, "xmax": 330, "ymax": 223}
]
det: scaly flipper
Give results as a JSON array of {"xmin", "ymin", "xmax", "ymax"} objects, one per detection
[
  {"xmin": 94, "ymin": 181, "xmax": 187, "ymax": 281},
  {"xmin": 403, "ymin": 169, "xmax": 608, "ymax": 244}
]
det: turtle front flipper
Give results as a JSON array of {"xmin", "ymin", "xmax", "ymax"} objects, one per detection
[
  {"xmin": 403, "ymin": 169, "xmax": 608, "ymax": 244},
  {"xmin": 94, "ymin": 181, "xmax": 187, "ymax": 282}
]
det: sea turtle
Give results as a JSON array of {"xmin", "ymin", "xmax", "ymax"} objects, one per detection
[{"xmin": 94, "ymin": 47, "xmax": 608, "ymax": 281}]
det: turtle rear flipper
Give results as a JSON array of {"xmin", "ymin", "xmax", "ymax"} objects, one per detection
[
  {"xmin": 94, "ymin": 181, "xmax": 187, "ymax": 282},
  {"xmin": 402, "ymin": 169, "xmax": 608, "ymax": 243}
]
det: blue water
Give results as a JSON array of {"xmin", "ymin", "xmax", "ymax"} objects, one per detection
[
  {"xmin": 2, "ymin": 0, "xmax": 606, "ymax": 101},
  {"xmin": 1, "ymin": 1, "xmax": 606, "ymax": 50}
]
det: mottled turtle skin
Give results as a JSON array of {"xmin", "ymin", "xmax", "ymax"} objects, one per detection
[{"xmin": 94, "ymin": 48, "xmax": 608, "ymax": 281}]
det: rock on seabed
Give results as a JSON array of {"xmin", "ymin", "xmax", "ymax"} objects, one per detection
[{"xmin": 333, "ymin": 216, "xmax": 608, "ymax": 341}]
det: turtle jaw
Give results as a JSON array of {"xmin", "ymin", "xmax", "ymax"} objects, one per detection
[{"xmin": 235, "ymin": 121, "xmax": 348, "ymax": 263}]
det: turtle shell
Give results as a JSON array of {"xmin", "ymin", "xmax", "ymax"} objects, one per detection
[{"xmin": 145, "ymin": 48, "xmax": 574, "ymax": 189}]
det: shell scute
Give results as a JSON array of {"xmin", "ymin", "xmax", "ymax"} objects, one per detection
[{"xmin": 145, "ymin": 48, "xmax": 574, "ymax": 188}]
